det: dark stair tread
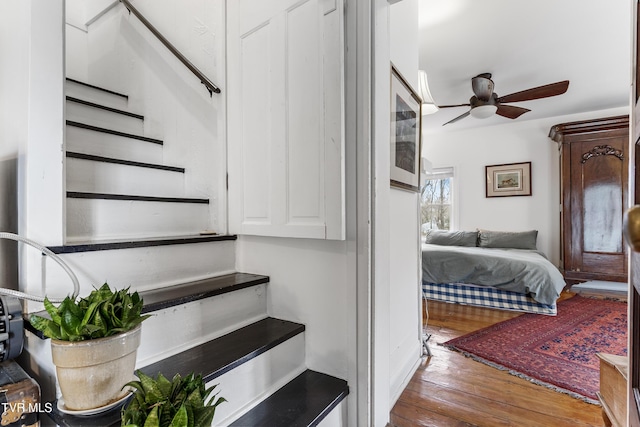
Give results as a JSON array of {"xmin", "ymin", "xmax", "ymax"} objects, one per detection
[
  {"xmin": 66, "ymin": 96, "xmax": 144, "ymax": 120},
  {"xmin": 140, "ymin": 272, "xmax": 270, "ymax": 313},
  {"xmin": 66, "ymin": 78, "xmax": 128, "ymax": 99},
  {"xmin": 229, "ymin": 370, "xmax": 349, "ymax": 427},
  {"xmin": 66, "ymin": 151, "xmax": 184, "ymax": 173},
  {"xmin": 44, "ymin": 400, "xmax": 125, "ymax": 427},
  {"xmin": 24, "ymin": 271, "xmax": 265, "ymax": 339},
  {"xmin": 66, "ymin": 120, "xmax": 163, "ymax": 145},
  {"xmin": 48, "ymin": 234, "xmax": 236, "ymax": 254},
  {"xmin": 67, "ymin": 191, "xmax": 209, "ymax": 204},
  {"xmin": 139, "ymin": 317, "xmax": 305, "ymax": 383}
]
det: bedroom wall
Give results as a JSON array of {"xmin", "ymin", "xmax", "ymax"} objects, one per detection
[
  {"xmin": 388, "ymin": 0, "xmax": 422, "ymax": 407},
  {"xmin": 421, "ymin": 106, "xmax": 629, "ymax": 266}
]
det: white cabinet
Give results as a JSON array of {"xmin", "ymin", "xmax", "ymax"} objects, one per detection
[{"xmin": 227, "ymin": 0, "xmax": 345, "ymax": 240}]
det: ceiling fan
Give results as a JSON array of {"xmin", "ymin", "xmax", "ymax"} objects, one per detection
[{"xmin": 439, "ymin": 73, "xmax": 570, "ymax": 126}]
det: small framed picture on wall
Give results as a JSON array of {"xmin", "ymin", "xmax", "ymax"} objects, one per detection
[
  {"xmin": 486, "ymin": 161, "xmax": 532, "ymax": 197},
  {"xmin": 390, "ymin": 64, "xmax": 422, "ymax": 192}
]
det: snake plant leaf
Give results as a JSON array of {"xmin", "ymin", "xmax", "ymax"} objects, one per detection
[
  {"xmin": 94, "ymin": 283, "xmax": 114, "ymax": 301},
  {"xmin": 142, "ymin": 405, "xmax": 160, "ymax": 427},
  {"xmin": 185, "ymin": 404, "xmax": 195, "ymax": 427},
  {"xmin": 80, "ymin": 301, "xmax": 101, "ymax": 326},
  {"xmin": 155, "ymin": 373, "xmax": 172, "ymax": 399},
  {"xmin": 123, "ymin": 380, "xmax": 144, "ymax": 394},
  {"xmin": 100, "ymin": 301, "xmax": 119, "ymax": 329},
  {"xmin": 60, "ymin": 306, "xmax": 83, "ymax": 337},
  {"xmin": 193, "ymin": 406, "xmax": 217, "ymax": 427},
  {"xmin": 138, "ymin": 372, "xmax": 164, "ymax": 405},
  {"xmin": 28, "ymin": 315, "xmax": 52, "ymax": 334},
  {"xmin": 63, "ymin": 296, "xmax": 85, "ymax": 318},
  {"xmin": 201, "ymin": 383, "xmax": 220, "ymax": 402},
  {"xmin": 158, "ymin": 401, "xmax": 173, "ymax": 427},
  {"xmin": 185, "ymin": 388, "xmax": 203, "ymax": 410},
  {"xmin": 168, "ymin": 404, "xmax": 188, "ymax": 427},
  {"xmin": 81, "ymin": 324, "xmax": 102, "ymax": 338},
  {"xmin": 43, "ymin": 297, "xmax": 62, "ymax": 324},
  {"xmin": 92, "ymin": 309, "xmax": 109, "ymax": 336}
]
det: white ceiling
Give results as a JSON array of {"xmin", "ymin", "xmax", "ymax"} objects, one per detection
[{"xmin": 418, "ymin": 0, "xmax": 631, "ymax": 133}]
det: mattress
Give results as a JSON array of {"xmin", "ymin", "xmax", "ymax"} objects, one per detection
[
  {"xmin": 422, "ymin": 281, "xmax": 558, "ymax": 316},
  {"xmin": 422, "ymin": 244, "xmax": 566, "ymax": 306}
]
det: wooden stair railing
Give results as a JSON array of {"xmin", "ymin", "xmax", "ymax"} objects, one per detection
[{"xmin": 118, "ymin": 0, "xmax": 221, "ymax": 96}]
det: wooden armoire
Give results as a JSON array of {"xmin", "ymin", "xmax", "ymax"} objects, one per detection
[{"xmin": 549, "ymin": 115, "xmax": 629, "ymax": 284}]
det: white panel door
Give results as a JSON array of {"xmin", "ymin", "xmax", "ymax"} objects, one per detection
[{"xmin": 227, "ymin": 0, "xmax": 345, "ymax": 239}]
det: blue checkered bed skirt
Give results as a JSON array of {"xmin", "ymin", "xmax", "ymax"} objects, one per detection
[{"xmin": 422, "ymin": 282, "xmax": 557, "ymax": 316}]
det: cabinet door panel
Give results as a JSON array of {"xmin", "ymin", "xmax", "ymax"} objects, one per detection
[
  {"xmin": 580, "ymin": 143, "xmax": 625, "ymax": 254},
  {"xmin": 228, "ymin": 0, "xmax": 345, "ymax": 239}
]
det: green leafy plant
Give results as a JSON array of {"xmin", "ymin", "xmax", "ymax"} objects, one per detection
[
  {"xmin": 121, "ymin": 370, "xmax": 225, "ymax": 427},
  {"xmin": 29, "ymin": 283, "xmax": 151, "ymax": 341}
]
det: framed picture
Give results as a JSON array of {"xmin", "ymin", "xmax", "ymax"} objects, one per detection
[
  {"xmin": 485, "ymin": 161, "xmax": 532, "ymax": 197},
  {"xmin": 390, "ymin": 64, "xmax": 422, "ymax": 192}
]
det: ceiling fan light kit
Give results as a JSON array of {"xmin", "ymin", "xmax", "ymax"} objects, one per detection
[
  {"xmin": 469, "ymin": 104, "xmax": 497, "ymax": 119},
  {"xmin": 439, "ymin": 73, "xmax": 570, "ymax": 125}
]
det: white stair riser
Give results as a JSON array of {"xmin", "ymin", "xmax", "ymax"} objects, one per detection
[
  {"xmin": 66, "ymin": 100, "xmax": 144, "ymax": 135},
  {"xmin": 65, "ymin": 80, "xmax": 129, "ymax": 110},
  {"xmin": 66, "ymin": 157, "xmax": 185, "ymax": 197},
  {"xmin": 136, "ymin": 284, "xmax": 268, "ymax": 367},
  {"xmin": 66, "ymin": 124, "xmax": 163, "ymax": 165},
  {"xmin": 22, "ymin": 241, "xmax": 236, "ymax": 313},
  {"xmin": 211, "ymin": 334, "xmax": 307, "ymax": 426},
  {"xmin": 316, "ymin": 401, "xmax": 347, "ymax": 427},
  {"xmin": 66, "ymin": 198, "xmax": 211, "ymax": 241}
]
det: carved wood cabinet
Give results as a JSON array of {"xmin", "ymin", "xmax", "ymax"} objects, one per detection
[{"xmin": 549, "ymin": 115, "xmax": 629, "ymax": 283}]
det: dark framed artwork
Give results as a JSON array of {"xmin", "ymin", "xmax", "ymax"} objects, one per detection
[
  {"xmin": 390, "ymin": 64, "xmax": 422, "ymax": 192},
  {"xmin": 486, "ymin": 161, "xmax": 532, "ymax": 197}
]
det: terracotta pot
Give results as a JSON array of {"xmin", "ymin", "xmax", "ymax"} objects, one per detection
[{"xmin": 50, "ymin": 325, "xmax": 141, "ymax": 410}]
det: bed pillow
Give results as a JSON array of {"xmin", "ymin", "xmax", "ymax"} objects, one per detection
[
  {"xmin": 424, "ymin": 230, "xmax": 478, "ymax": 247},
  {"xmin": 477, "ymin": 229, "xmax": 538, "ymax": 250}
]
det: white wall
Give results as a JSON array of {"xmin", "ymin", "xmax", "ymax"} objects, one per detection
[
  {"xmin": 422, "ymin": 106, "xmax": 629, "ymax": 266},
  {"xmin": 0, "ymin": 0, "xmax": 66, "ymax": 312},
  {"xmin": 0, "ymin": 1, "xmax": 27, "ymax": 289},
  {"xmin": 236, "ymin": 237, "xmax": 349, "ymax": 376},
  {"xmin": 388, "ymin": 0, "xmax": 422, "ymax": 407},
  {"xmin": 235, "ymin": 236, "xmax": 354, "ymax": 413}
]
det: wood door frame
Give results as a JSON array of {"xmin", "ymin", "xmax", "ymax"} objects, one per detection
[{"xmin": 629, "ymin": 0, "xmax": 640, "ymax": 424}]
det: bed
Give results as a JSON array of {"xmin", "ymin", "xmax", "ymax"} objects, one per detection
[{"xmin": 421, "ymin": 229, "xmax": 566, "ymax": 315}]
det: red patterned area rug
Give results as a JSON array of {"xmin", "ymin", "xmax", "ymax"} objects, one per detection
[{"xmin": 442, "ymin": 295, "xmax": 627, "ymax": 404}]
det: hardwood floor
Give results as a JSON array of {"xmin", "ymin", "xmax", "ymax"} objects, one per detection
[{"xmin": 390, "ymin": 292, "xmax": 607, "ymax": 427}]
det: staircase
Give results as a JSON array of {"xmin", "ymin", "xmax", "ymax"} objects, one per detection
[
  {"xmin": 20, "ymin": 78, "xmax": 348, "ymax": 426},
  {"xmin": 64, "ymin": 78, "xmax": 212, "ymax": 243}
]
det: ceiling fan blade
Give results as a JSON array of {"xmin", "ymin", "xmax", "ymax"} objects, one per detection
[
  {"xmin": 495, "ymin": 104, "xmax": 531, "ymax": 119},
  {"xmin": 497, "ymin": 80, "xmax": 569, "ymax": 103},
  {"xmin": 442, "ymin": 111, "xmax": 471, "ymax": 126},
  {"xmin": 438, "ymin": 103, "xmax": 471, "ymax": 108}
]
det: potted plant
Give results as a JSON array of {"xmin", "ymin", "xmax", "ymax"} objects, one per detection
[
  {"xmin": 121, "ymin": 370, "xmax": 225, "ymax": 427},
  {"xmin": 30, "ymin": 283, "xmax": 151, "ymax": 411}
]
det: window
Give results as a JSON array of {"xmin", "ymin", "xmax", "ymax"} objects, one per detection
[{"xmin": 421, "ymin": 167, "xmax": 453, "ymax": 238}]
